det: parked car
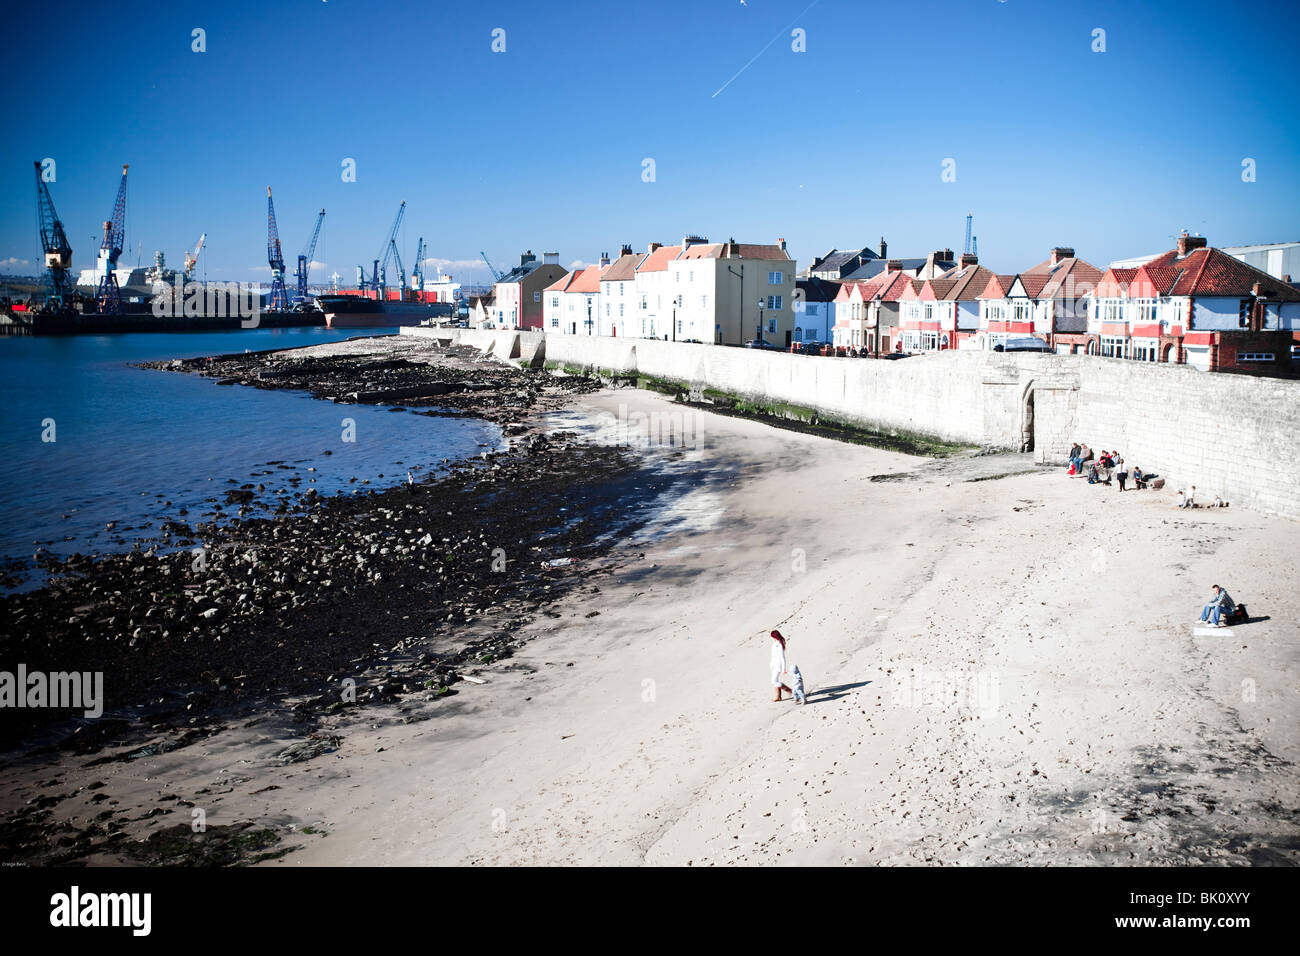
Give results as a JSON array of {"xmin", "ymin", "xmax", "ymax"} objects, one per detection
[
  {"xmin": 744, "ymin": 339, "xmax": 783, "ymax": 350},
  {"xmin": 997, "ymin": 336, "xmax": 1053, "ymax": 353}
]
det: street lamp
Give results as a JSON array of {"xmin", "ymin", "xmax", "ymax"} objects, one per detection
[
  {"xmin": 585, "ymin": 297, "xmax": 593, "ymax": 335},
  {"xmin": 757, "ymin": 297, "xmax": 765, "ymax": 345}
]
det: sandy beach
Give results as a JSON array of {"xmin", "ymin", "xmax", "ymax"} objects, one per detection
[
  {"xmin": 285, "ymin": 389, "xmax": 1291, "ymax": 866},
  {"xmin": 4, "ymin": 376, "xmax": 1296, "ymax": 866}
]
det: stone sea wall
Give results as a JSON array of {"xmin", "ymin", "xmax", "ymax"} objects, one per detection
[{"xmin": 404, "ymin": 327, "xmax": 1300, "ymax": 520}]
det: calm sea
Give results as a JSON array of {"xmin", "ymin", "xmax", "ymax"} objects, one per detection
[{"xmin": 0, "ymin": 328, "xmax": 500, "ymax": 572}]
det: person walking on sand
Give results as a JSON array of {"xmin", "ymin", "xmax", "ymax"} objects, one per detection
[
  {"xmin": 1199, "ymin": 584, "xmax": 1235, "ymax": 627},
  {"xmin": 1116, "ymin": 458, "xmax": 1127, "ymax": 492},
  {"xmin": 770, "ymin": 630, "xmax": 793, "ymax": 702}
]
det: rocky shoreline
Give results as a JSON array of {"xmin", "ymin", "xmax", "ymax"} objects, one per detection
[{"xmin": 0, "ymin": 336, "xmax": 681, "ymax": 865}]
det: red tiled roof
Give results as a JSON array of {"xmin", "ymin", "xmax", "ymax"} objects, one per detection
[
  {"xmin": 1019, "ymin": 274, "xmax": 1050, "ymax": 298},
  {"xmin": 568, "ymin": 264, "xmax": 602, "ymax": 293},
  {"xmin": 875, "ymin": 272, "xmax": 917, "ymax": 302},
  {"xmin": 977, "ymin": 274, "xmax": 1015, "ymax": 299},
  {"xmin": 1039, "ymin": 258, "xmax": 1103, "ymax": 299},
  {"xmin": 636, "ymin": 244, "xmax": 682, "ymax": 273},
  {"xmin": 936, "ymin": 264, "xmax": 995, "ymax": 301},
  {"xmin": 677, "ymin": 241, "xmax": 791, "ymax": 261},
  {"xmin": 1141, "ymin": 247, "xmax": 1300, "ymax": 300},
  {"xmin": 544, "ymin": 271, "xmax": 575, "ymax": 293}
]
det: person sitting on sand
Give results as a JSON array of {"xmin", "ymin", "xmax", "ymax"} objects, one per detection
[
  {"xmin": 770, "ymin": 630, "xmax": 793, "ymax": 702},
  {"xmin": 1068, "ymin": 442, "xmax": 1082, "ymax": 473},
  {"xmin": 1176, "ymin": 489, "xmax": 1186, "ymax": 508},
  {"xmin": 1132, "ymin": 466, "xmax": 1145, "ymax": 489},
  {"xmin": 1186, "ymin": 486, "xmax": 1197, "ymax": 508},
  {"xmin": 1199, "ymin": 584, "xmax": 1235, "ymax": 627}
]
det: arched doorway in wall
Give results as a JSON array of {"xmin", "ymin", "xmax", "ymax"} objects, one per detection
[
  {"xmin": 1086, "ymin": 339, "xmax": 1099, "ymax": 356},
  {"xmin": 1020, "ymin": 382, "xmax": 1035, "ymax": 454},
  {"xmin": 1162, "ymin": 342, "xmax": 1175, "ymax": 363}
]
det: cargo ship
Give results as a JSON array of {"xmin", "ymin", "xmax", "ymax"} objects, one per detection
[{"xmin": 317, "ymin": 294, "xmax": 454, "ymax": 328}]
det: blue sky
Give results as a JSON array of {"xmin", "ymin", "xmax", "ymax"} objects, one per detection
[{"xmin": 4, "ymin": 0, "xmax": 1298, "ymax": 284}]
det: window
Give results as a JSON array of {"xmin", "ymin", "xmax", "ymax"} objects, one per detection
[
  {"xmin": 1239, "ymin": 352, "xmax": 1274, "ymax": 362},
  {"xmin": 1135, "ymin": 298, "xmax": 1157, "ymax": 324},
  {"xmin": 677, "ymin": 319, "xmax": 683, "ymax": 333},
  {"xmin": 550, "ymin": 296, "xmax": 559, "ymax": 308},
  {"xmin": 700, "ymin": 295, "xmax": 707, "ymax": 308},
  {"xmin": 1013, "ymin": 301, "xmax": 1030, "ymax": 323},
  {"xmin": 1101, "ymin": 336, "xmax": 1128, "ymax": 358},
  {"xmin": 924, "ymin": 303, "xmax": 934, "ymax": 321},
  {"xmin": 534, "ymin": 291, "xmax": 541, "ymax": 303},
  {"xmin": 640, "ymin": 295, "xmax": 647, "ymax": 310},
  {"xmin": 766, "ymin": 295, "xmax": 782, "ymax": 310},
  {"xmin": 550, "ymin": 315, "xmax": 558, "ymax": 329},
  {"xmin": 619, "ymin": 303, "xmax": 624, "ymax": 316},
  {"xmin": 1239, "ymin": 300, "xmax": 1251, "ymax": 328},
  {"xmin": 605, "ymin": 304, "xmax": 610, "ymax": 317},
  {"xmin": 768, "ymin": 271, "xmax": 783, "ymax": 284},
  {"xmin": 619, "ymin": 284, "xmax": 624, "ymax": 296},
  {"xmin": 689, "ymin": 271, "xmax": 694, "ymax": 282},
  {"xmin": 768, "ymin": 319, "xmax": 777, "ymax": 333}
]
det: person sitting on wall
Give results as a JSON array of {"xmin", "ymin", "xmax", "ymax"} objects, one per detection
[
  {"xmin": 1068, "ymin": 442, "xmax": 1082, "ymax": 474},
  {"xmin": 1198, "ymin": 584, "xmax": 1235, "ymax": 627}
]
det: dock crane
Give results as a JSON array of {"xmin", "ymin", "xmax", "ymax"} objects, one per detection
[
  {"xmin": 266, "ymin": 187, "xmax": 289, "ymax": 312},
  {"xmin": 33, "ymin": 161, "xmax": 73, "ymax": 310},
  {"xmin": 411, "ymin": 237, "xmax": 425, "ymax": 295},
  {"xmin": 963, "ymin": 213, "xmax": 974, "ymax": 258},
  {"xmin": 183, "ymin": 233, "xmax": 206, "ymax": 282},
  {"xmin": 94, "ymin": 164, "xmax": 129, "ymax": 314},
  {"xmin": 373, "ymin": 201, "xmax": 406, "ymax": 299},
  {"xmin": 296, "ymin": 209, "xmax": 325, "ymax": 302},
  {"xmin": 480, "ymin": 251, "xmax": 504, "ymax": 282}
]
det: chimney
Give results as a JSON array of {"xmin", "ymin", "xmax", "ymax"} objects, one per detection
[
  {"xmin": 599, "ymin": 252, "xmax": 611, "ymax": 267},
  {"xmin": 960, "ymin": 253, "xmax": 978, "ymax": 267},
  {"xmin": 778, "ymin": 237, "xmax": 787, "ymax": 252},
  {"xmin": 942, "ymin": 248, "xmax": 954, "ymax": 261},
  {"xmin": 1050, "ymin": 246, "xmax": 1075, "ymax": 265},
  {"xmin": 647, "ymin": 241, "xmax": 662, "ymax": 254},
  {"xmin": 543, "ymin": 251, "xmax": 559, "ymax": 264},
  {"xmin": 520, "ymin": 250, "xmax": 535, "ymax": 266},
  {"xmin": 1176, "ymin": 231, "xmax": 1208, "ymax": 256},
  {"xmin": 682, "ymin": 235, "xmax": 706, "ymax": 251},
  {"xmin": 879, "ymin": 237, "xmax": 888, "ymax": 259},
  {"xmin": 886, "ymin": 259, "xmax": 902, "ymax": 274},
  {"xmin": 620, "ymin": 243, "xmax": 632, "ymax": 257}
]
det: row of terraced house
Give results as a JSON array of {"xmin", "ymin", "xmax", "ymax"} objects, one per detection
[
  {"xmin": 471, "ymin": 233, "xmax": 1300, "ymax": 373},
  {"xmin": 831, "ymin": 233, "xmax": 1300, "ymax": 373}
]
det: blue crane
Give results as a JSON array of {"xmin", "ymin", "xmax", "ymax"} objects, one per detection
[
  {"xmin": 94, "ymin": 164, "xmax": 128, "ymax": 314},
  {"xmin": 412, "ymin": 237, "xmax": 425, "ymax": 294},
  {"xmin": 266, "ymin": 187, "xmax": 289, "ymax": 312},
  {"xmin": 296, "ymin": 208, "xmax": 325, "ymax": 303},
  {"xmin": 963, "ymin": 213, "xmax": 974, "ymax": 257},
  {"xmin": 374, "ymin": 201, "xmax": 406, "ymax": 299},
  {"xmin": 480, "ymin": 251, "xmax": 504, "ymax": 282},
  {"xmin": 34, "ymin": 161, "xmax": 73, "ymax": 310}
]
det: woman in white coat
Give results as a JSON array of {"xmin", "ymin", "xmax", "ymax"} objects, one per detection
[{"xmin": 770, "ymin": 629, "xmax": 793, "ymax": 702}]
